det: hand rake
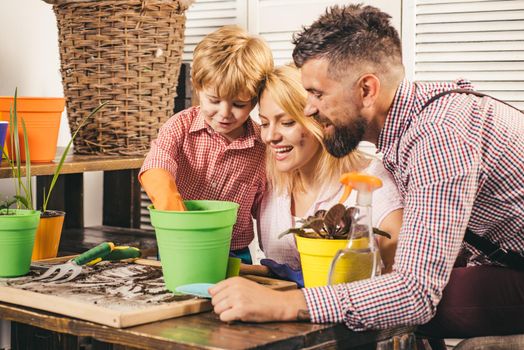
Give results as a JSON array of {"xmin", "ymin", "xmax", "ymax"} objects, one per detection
[{"xmin": 34, "ymin": 242, "xmax": 115, "ymax": 283}]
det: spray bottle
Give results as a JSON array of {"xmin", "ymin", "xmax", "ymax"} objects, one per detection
[{"xmin": 327, "ymin": 172, "xmax": 383, "ymax": 285}]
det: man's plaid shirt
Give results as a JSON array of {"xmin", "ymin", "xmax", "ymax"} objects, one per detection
[{"xmin": 303, "ymin": 79, "xmax": 524, "ymax": 330}]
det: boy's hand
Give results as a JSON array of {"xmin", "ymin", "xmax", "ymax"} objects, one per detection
[
  {"xmin": 209, "ymin": 277, "xmax": 309, "ymax": 323},
  {"xmin": 139, "ymin": 168, "xmax": 187, "ymax": 211}
]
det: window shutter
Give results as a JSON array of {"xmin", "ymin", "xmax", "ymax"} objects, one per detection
[
  {"xmin": 183, "ymin": 0, "xmax": 246, "ymax": 62},
  {"xmin": 415, "ymin": 0, "xmax": 524, "ymax": 110},
  {"xmin": 255, "ymin": 0, "xmax": 349, "ymax": 66},
  {"xmin": 254, "ymin": 0, "xmax": 401, "ymax": 66}
]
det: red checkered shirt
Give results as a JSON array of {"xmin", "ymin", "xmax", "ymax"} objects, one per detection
[
  {"xmin": 303, "ymin": 79, "xmax": 524, "ymax": 330},
  {"xmin": 140, "ymin": 106, "xmax": 266, "ymax": 250}
]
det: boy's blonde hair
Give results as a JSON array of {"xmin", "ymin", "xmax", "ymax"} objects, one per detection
[
  {"xmin": 192, "ymin": 25, "xmax": 274, "ymax": 100},
  {"xmin": 261, "ymin": 64, "xmax": 370, "ymax": 195}
]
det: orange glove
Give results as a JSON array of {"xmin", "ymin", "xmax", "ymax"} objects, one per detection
[{"xmin": 139, "ymin": 168, "xmax": 187, "ymax": 211}]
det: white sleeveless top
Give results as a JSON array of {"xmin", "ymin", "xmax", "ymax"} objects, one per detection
[{"xmin": 257, "ymin": 159, "xmax": 403, "ymax": 269}]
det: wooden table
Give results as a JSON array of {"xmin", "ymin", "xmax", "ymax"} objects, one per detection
[
  {"xmin": 1, "ymin": 300, "xmax": 414, "ymax": 350},
  {"xmin": 1, "ymin": 226, "xmax": 415, "ymax": 350},
  {"xmin": 1, "ymin": 151, "xmax": 417, "ymax": 349},
  {"xmin": 0, "ymin": 150, "xmax": 145, "ymax": 229}
]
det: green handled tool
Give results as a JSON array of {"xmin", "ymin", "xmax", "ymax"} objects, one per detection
[
  {"xmin": 34, "ymin": 242, "xmax": 115, "ymax": 283},
  {"xmin": 86, "ymin": 246, "xmax": 141, "ymax": 266}
]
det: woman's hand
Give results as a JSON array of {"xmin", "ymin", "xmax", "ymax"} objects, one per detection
[{"xmin": 209, "ymin": 276, "xmax": 309, "ymax": 322}]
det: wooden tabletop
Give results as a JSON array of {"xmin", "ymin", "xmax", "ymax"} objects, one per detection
[
  {"xmin": 1, "ymin": 226, "xmax": 417, "ymax": 349},
  {"xmin": 0, "ymin": 301, "xmax": 414, "ymax": 350},
  {"xmin": 0, "ymin": 148, "xmax": 144, "ymax": 178}
]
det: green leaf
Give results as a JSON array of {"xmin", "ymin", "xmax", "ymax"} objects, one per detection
[
  {"xmin": 42, "ymin": 101, "xmax": 108, "ymax": 212},
  {"xmin": 6, "ymin": 88, "xmax": 34, "ymax": 210},
  {"xmin": 14, "ymin": 195, "xmax": 29, "ymax": 209},
  {"xmin": 21, "ymin": 118, "xmax": 32, "ymax": 210}
]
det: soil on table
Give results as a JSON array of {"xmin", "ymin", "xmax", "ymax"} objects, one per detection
[{"xmin": 0, "ymin": 262, "xmax": 194, "ymax": 312}]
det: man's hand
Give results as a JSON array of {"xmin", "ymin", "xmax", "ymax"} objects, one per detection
[
  {"xmin": 209, "ymin": 276, "xmax": 309, "ymax": 323},
  {"xmin": 139, "ymin": 168, "xmax": 187, "ymax": 211}
]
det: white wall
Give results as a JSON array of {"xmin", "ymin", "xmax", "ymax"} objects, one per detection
[{"xmin": 0, "ymin": 0, "xmax": 102, "ymax": 226}]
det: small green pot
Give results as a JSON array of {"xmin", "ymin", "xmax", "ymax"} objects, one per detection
[
  {"xmin": 0, "ymin": 209, "xmax": 41, "ymax": 277},
  {"xmin": 149, "ymin": 200, "xmax": 239, "ymax": 292}
]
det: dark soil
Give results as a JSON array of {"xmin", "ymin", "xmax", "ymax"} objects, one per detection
[{"xmin": 7, "ymin": 261, "xmax": 194, "ymax": 305}]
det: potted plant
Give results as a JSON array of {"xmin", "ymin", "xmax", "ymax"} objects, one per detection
[
  {"xmin": 32, "ymin": 101, "xmax": 107, "ymax": 260},
  {"xmin": 280, "ymin": 203, "xmax": 391, "ymax": 288},
  {"xmin": 2, "ymin": 89, "xmax": 107, "ymax": 260},
  {"xmin": 0, "ymin": 91, "xmax": 41, "ymax": 277}
]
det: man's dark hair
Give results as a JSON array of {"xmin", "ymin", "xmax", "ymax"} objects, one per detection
[{"xmin": 292, "ymin": 4, "xmax": 402, "ymax": 78}]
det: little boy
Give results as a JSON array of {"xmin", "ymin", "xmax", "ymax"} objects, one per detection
[{"xmin": 139, "ymin": 25, "xmax": 274, "ymax": 263}]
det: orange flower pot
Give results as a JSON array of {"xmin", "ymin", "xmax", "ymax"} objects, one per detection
[
  {"xmin": 0, "ymin": 96, "xmax": 65, "ymax": 163},
  {"xmin": 31, "ymin": 211, "xmax": 65, "ymax": 261}
]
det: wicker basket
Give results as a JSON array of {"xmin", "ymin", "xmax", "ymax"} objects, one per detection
[{"xmin": 49, "ymin": 0, "xmax": 191, "ymax": 155}]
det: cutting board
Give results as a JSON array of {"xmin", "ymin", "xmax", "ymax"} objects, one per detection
[{"xmin": 0, "ymin": 258, "xmax": 296, "ymax": 328}]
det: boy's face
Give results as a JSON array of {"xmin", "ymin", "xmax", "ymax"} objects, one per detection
[{"xmin": 199, "ymin": 88, "xmax": 255, "ymax": 142}]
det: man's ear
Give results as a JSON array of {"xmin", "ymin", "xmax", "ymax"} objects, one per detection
[{"xmin": 358, "ymin": 74, "xmax": 380, "ymax": 108}]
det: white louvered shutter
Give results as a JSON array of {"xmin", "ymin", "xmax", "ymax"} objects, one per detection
[
  {"xmin": 252, "ymin": 0, "xmax": 401, "ymax": 66},
  {"xmin": 415, "ymin": 0, "xmax": 524, "ymax": 110},
  {"xmin": 183, "ymin": 0, "xmax": 247, "ymax": 62}
]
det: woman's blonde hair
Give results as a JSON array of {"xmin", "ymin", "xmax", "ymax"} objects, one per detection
[
  {"xmin": 260, "ymin": 64, "xmax": 369, "ymax": 195},
  {"xmin": 192, "ymin": 25, "xmax": 274, "ymax": 101}
]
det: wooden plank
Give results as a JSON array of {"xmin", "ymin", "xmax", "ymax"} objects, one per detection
[
  {"xmin": 0, "ymin": 300, "xmax": 415, "ymax": 350},
  {"xmin": 0, "ymin": 148, "xmax": 144, "ymax": 179},
  {"xmin": 0, "ymin": 285, "xmax": 199, "ymax": 328},
  {"xmin": 135, "ymin": 259, "xmax": 273, "ymax": 278},
  {"xmin": 0, "ymin": 261, "xmax": 295, "ymax": 329}
]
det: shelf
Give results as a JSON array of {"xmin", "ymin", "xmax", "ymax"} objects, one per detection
[{"xmin": 0, "ymin": 149, "xmax": 145, "ymax": 178}]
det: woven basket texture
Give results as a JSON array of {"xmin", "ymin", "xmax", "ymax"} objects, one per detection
[{"xmin": 53, "ymin": 0, "xmax": 188, "ymax": 155}]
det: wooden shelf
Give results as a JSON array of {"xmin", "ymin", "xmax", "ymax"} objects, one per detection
[
  {"xmin": 0, "ymin": 149, "xmax": 144, "ymax": 178},
  {"xmin": 1, "ymin": 148, "xmax": 145, "ymax": 229}
]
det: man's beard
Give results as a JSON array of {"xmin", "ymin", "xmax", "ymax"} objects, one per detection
[{"xmin": 315, "ymin": 115, "xmax": 366, "ymax": 158}]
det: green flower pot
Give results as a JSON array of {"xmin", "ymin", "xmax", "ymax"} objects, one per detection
[
  {"xmin": 0, "ymin": 209, "xmax": 41, "ymax": 277},
  {"xmin": 149, "ymin": 200, "xmax": 239, "ymax": 292}
]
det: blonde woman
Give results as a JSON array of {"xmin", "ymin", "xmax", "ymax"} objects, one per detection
[{"xmin": 256, "ymin": 65, "xmax": 403, "ymax": 273}]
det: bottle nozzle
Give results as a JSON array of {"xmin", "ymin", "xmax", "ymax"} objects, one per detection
[{"xmin": 339, "ymin": 172, "xmax": 383, "ymax": 206}]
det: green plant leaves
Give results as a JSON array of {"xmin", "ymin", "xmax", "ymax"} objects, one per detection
[{"xmin": 6, "ymin": 88, "xmax": 33, "ymax": 210}]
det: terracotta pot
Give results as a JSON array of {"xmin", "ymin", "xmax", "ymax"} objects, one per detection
[
  {"xmin": 31, "ymin": 210, "xmax": 65, "ymax": 261},
  {"xmin": 0, "ymin": 96, "xmax": 65, "ymax": 163}
]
